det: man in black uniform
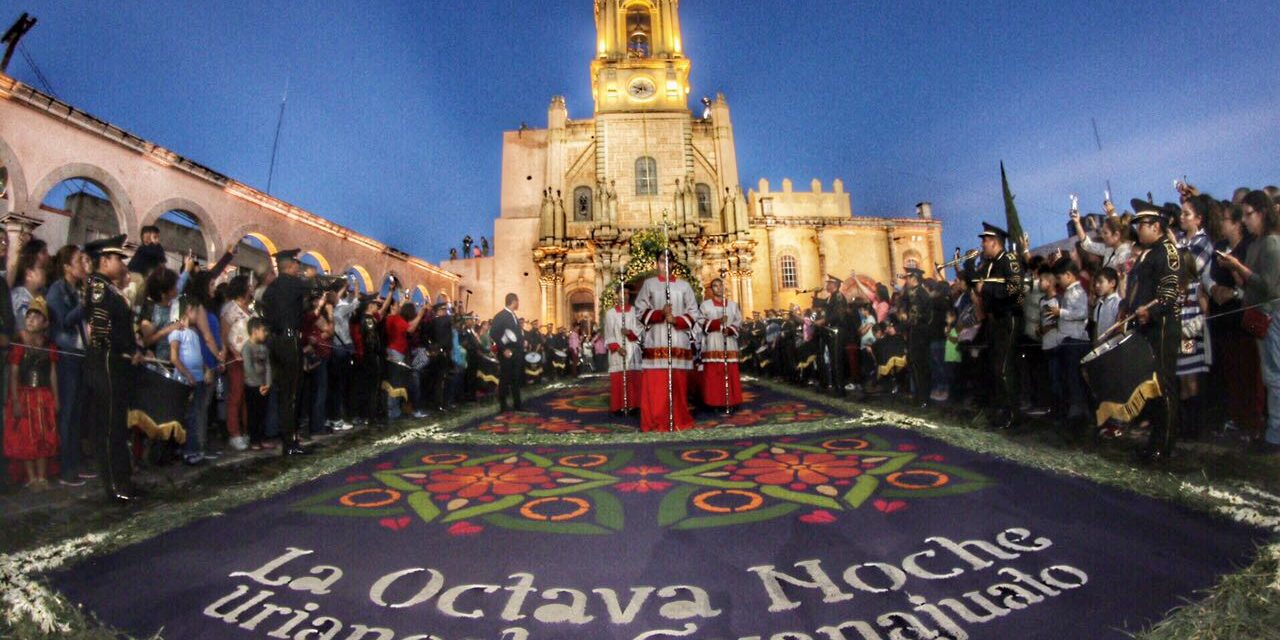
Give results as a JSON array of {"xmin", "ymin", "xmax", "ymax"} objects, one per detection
[
  {"xmin": 423, "ymin": 302, "xmax": 455, "ymax": 412},
  {"xmin": 261, "ymin": 249, "xmax": 317, "ymax": 455},
  {"xmin": 902, "ymin": 267, "xmax": 933, "ymax": 407},
  {"xmin": 974, "ymin": 222, "xmax": 1024, "ymax": 429},
  {"xmin": 84, "ymin": 235, "xmax": 144, "ymax": 502},
  {"xmin": 357, "ymin": 291, "xmax": 391, "ymax": 426},
  {"xmin": 458, "ymin": 314, "xmax": 482, "ymax": 402},
  {"xmin": 490, "ymin": 293, "xmax": 524, "ymax": 411},
  {"xmin": 815, "ymin": 275, "xmax": 848, "ymax": 396},
  {"xmin": 1127, "ymin": 200, "xmax": 1183, "ymax": 463}
]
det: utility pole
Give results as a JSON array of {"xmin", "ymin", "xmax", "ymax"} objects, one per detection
[{"xmin": 1, "ymin": 13, "xmax": 37, "ymax": 74}]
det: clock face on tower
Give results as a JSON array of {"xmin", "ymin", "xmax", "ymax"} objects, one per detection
[{"xmin": 627, "ymin": 77, "xmax": 657, "ymax": 100}]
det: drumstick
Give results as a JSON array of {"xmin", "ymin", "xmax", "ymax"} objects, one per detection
[{"xmin": 1098, "ymin": 300, "xmax": 1159, "ymax": 342}]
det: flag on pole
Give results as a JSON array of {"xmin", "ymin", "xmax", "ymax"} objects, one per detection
[{"xmin": 1000, "ymin": 161, "xmax": 1025, "ymax": 253}]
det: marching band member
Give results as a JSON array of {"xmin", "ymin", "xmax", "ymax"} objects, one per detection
[
  {"xmin": 699, "ymin": 277, "xmax": 743, "ymax": 410},
  {"xmin": 1126, "ymin": 200, "xmax": 1183, "ymax": 463},
  {"xmin": 975, "ymin": 222, "xmax": 1025, "ymax": 430}
]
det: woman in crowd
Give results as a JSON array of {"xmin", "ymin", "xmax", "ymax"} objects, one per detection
[
  {"xmin": 1175, "ymin": 196, "xmax": 1215, "ymax": 438},
  {"xmin": 46, "ymin": 245, "xmax": 89, "ymax": 486},
  {"xmin": 8, "ymin": 237, "xmax": 50, "ymax": 289},
  {"xmin": 1207, "ymin": 204, "xmax": 1264, "ymax": 439},
  {"xmin": 138, "ymin": 267, "xmax": 182, "ymax": 362},
  {"xmin": 1073, "ymin": 214, "xmax": 1135, "ymax": 298},
  {"xmin": 302, "ymin": 292, "xmax": 334, "ymax": 434},
  {"xmin": 10, "ymin": 248, "xmax": 48, "ymax": 324},
  {"xmin": 220, "ymin": 275, "xmax": 253, "ymax": 451},
  {"xmin": 186, "ymin": 271, "xmax": 225, "ymax": 457},
  {"xmin": 1218, "ymin": 190, "xmax": 1280, "ymax": 455}
]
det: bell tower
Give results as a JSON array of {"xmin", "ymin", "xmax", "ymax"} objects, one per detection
[{"xmin": 591, "ymin": 0, "xmax": 691, "ymax": 113}]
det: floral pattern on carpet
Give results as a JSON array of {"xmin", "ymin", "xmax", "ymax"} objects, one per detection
[{"xmin": 291, "ymin": 431, "xmax": 993, "ymax": 535}]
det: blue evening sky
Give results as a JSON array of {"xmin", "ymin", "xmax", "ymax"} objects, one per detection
[{"xmin": 8, "ymin": 0, "xmax": 1280, "ymax": 262}]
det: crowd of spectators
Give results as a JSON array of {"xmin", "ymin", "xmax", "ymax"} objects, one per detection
[
  {"xmin": 0, "ymin": 224, "xmax": 595, "ymax": 495},
  {"xmin": 738, "ymin": 184, "xmax": 1280, "ymax": 459}
]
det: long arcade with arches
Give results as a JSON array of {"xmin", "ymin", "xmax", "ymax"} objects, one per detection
[{"xmin": 0, "ymin": 74, "xmax": 457, "ymax": 299}]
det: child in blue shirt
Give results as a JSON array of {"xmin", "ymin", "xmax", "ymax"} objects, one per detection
[{"xmin": 171, "ymin": 297, "xmax": 214, "ymax": 465}]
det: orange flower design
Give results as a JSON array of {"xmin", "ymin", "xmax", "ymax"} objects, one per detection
[
  {"xmin": 426, "ymin": 464, "xmax": 551, "ymax": 498},
  {"xmin": 737, "ymin": 453, "xmax": 862, "ymax": 486}
]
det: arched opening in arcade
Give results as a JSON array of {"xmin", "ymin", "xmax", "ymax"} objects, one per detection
[
  {"xmin": 410, "ymin": 285, "xmax": 428, "ymax": 306},
  {"xmin": 37, "ymin": 178, "xmax": 122, "ymax": 248},
  {"xmin": 345, "ymin": 265, "xmax": 373, "ymax": 295},
  {"xmin": 299, "ymin": 250, "xmax": 330, "ymax": 276},
  {"xmin": 230, "ymin": 233, "xmax": 277, "ymax": 279},
  {"xmin": 155, "ymin": 209, "xmax": 210, "ymax": 270}
]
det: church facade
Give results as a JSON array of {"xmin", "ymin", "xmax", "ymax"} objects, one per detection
[{"xmin": 445, "ymin": 0, "xmax": 943, "ymax": 327}]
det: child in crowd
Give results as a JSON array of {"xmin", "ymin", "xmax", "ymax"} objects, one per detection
[
  {"xmin": 941, "ymin": 308, "xmax": 960, "ymax": 402},
  {"xmin": 242, "ymin": 317, "xmax": 273, "ymax": 451},
  {"xmin": 1052, "ymin": 259, "xmax": 1090, "ymax": 430},
  {"xmin": 125, "ymin": 224, "xmax": 166, "ymax": 305},
  {"xmin": 1092, "ymin": 267, "xmax": 1124, "ymax": 439},
  {"xmin": 3, "ymin": 298, "xmax": 58, "ymax": 491},
  {"xmin": 1037, "ymin": 268, "xmax": 1062, "ymax": 419},
  {"xmin": 171, "ymin": 297, "xmax": 211, "ymax": 465},
  {"xmin": 1092, "ymin": 267, "xmax": 1120, "ymax": 344}
]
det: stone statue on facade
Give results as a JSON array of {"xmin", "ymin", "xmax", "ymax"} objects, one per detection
[
  {"xmin": 605, "ymin": 179, "xmax": 618, "ymax": 223},
  {"xmin": 553, "ymin": 189, "xmax": 567, "ymax": 240}
]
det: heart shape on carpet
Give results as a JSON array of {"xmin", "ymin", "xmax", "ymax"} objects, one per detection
[
  {"xmin": 379, "ymin": 517, "xmax": 411, "ymax": 531},
  {"xmin": 799, "ymin": 509, "xmax": 837, "ymax": 524},
  {"xmin": 873, "ymin": 499, "xmax": 908, "ymax": 514},
  {"xmin": 448, "ymin": 521, "xmax": 484, "ymax": 536}
]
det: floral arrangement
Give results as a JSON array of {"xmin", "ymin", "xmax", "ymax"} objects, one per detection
[{"xmin": 600, "ymin": 227, "xmax": 702, "ymax": 312}]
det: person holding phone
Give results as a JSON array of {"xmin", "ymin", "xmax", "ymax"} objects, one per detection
[{"xmin": 1217, "ymin": 191, "xmax": 1280, "ymax": 455}]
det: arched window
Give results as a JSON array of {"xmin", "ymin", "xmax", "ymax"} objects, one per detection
[
  {"xmin": 779, "ymin": 255, "xmax": 798, "ymax": 289},
  {"xmin": 573, "ymin": 186, "xmax": 593, "ymax": 222},
  {"xmin": 695, "ymin": 183, "xmax": 713, "ymax": 219},
  {"xmin": 626, "ymin": 7, "xmax": 652, "ymax": 58},
  {"xmin": 635, "ymin": 157, "xmax": 657, "ymax": 195}
]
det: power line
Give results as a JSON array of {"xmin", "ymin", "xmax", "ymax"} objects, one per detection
[
  {"xmin": 18, "ymin": 43, "xmax": 54, "ymax": 96},
  {"xmin": 266, "ymin": 78, "xmax": 289, "ymax": 194}
]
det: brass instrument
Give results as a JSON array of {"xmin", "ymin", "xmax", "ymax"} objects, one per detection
[{"xmin": 935, "ymin": 249, "xmax": 980, "ymax": 275}]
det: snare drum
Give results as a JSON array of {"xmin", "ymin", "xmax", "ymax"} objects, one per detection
[{"xmin": 1080, "ymin": 332, "xmax": 1162, "ymax": 427}]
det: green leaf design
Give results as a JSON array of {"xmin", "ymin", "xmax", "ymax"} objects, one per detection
[
  {"xmin": 589, "ymin": 489, "xmax": 624, "ymax": 531},
  {"xmin": 461, "ymin": 453, "xmax": 514, "ymax": 467},
  {"xmin": 862, "ymin": 451, "xmax": 918, "ymax": 476},
  {"xmin": 843, "ymin": 475, "xmax": 880, "ymax": 508},
  {"xmin": 760, "ymin": 485, "xmax": 842, "ymax": 510},
  {"xmin": 877, "ymin": 462, "xmax": 995, "ymax": 499},
  {"xmin": 374, "ymin": 471, "xmax": 426, "ymax": 492},
  {"xmin": 483, "ymin": 513, "xmax": 613, "ymax": 535},
  {"xmin": 655, "ymin": 448, "xmax": 687, "ymax": 469},
  {"xmin": 777, "ymin": 443, "xmax": 829, "ymax": 454},
  {"xmin": 734, "ymin": 443, "xmax": 768, "ymax": 461},
  {"xmin": 596, "ymin": 449, "xmax": 635, "ymax": 472},
  {"xmin": 672, "ymin": 503, "xmax": 800, "ymax": 530},
  {"xmin": 523, "ymin": 453, "xmax": 555, "ymax": 468},
  {"xmin": 658, "ymin": 484, "xmax": 698, "ymax": 526},
  {"xmin": 442, "ymin": 494, "xmax": 525, "ymax": 523},
  {"xmin": 529, "ymin": 478, "xmax": 618, "ymax": 497},
  {"xmin": 292, "ymin": 482, "xmax": 406, "ymax": 518},
  {"xmin": 406, "ymin": 491, "xmax": 441, "ymax": 523}
]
